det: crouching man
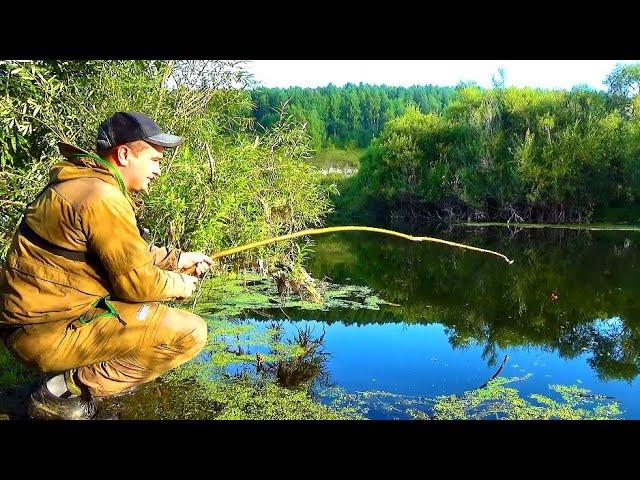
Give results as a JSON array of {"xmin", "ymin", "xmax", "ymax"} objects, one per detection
[{"xmin": 0, "ymin": 112, "xmax": 213, "ymax": 420}]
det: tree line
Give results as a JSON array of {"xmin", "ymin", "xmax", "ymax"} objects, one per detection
[
  {"xmin": 250, "ymin": 83, "xmax": 456, "ymax": 149},
  {"xmin": 332, "ymin": 64, "xmax": 640, "ymax": 224}
]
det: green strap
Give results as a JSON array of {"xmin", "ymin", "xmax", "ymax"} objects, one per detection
[
  {"xmin": 70, "ymin": 153, "xmax": 127, "ymax": 196},
  {"xmin": 78, "ymin": 295, "xmax": 127, "ymax": 326},
  {"xmin": 103, "ymin": 297, "xmax": 126, "ymax": 325},
  {"xmin": 67, "ymin": 153, "xmax": 129, "ymax": 329}
]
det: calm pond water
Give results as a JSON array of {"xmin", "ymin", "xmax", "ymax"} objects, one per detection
[{"xmin": 244, "ymin": 225, "xmax": 640, "ymax": 419}]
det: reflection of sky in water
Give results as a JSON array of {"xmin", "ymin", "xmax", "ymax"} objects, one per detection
[
  {"xmin": 240, "ymin": 318, "xmax": 640, "ymax": 419},
  {"xmin": 592, "ymin": 316, "xmax": 624, "ymax": 336}
]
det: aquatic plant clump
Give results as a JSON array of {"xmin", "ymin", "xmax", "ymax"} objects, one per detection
[
  {"xmin": 193, "ymin": 272, "xmax": 396, "ymax": 320},
  {"xmin": 155, "ymin": 320, "xmax": 361, "ymax": 420}
]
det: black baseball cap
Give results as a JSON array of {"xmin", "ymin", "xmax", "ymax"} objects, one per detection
[{"xmin": 96, "ymin": 112, "xmax": 184, "ymax": 151}]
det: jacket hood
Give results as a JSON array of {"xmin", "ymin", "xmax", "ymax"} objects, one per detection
[
  {"xmin": 51, "ymin": 143, "xmax": 136, "ymax": 208},
  {"xmin": 50, "ymin": 143, "xmax": 121, "ymax": 190}
]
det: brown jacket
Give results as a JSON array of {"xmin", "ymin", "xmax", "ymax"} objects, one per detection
[{"xmin": 0, "ymin": 143, "xmax": 191, "ymax": 327}]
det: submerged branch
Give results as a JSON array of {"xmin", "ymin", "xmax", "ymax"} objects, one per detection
[{"xmin": 477, "ymin": 355, "xmax": 509, "ymax": 389}]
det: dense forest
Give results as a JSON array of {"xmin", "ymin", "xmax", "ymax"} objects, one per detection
[
  {"xmin": 251, "ymin": 84, "xmax": 456, "ymax": 149},
  {"xmin": 320, "ymin": 64, "xmax": 640, "ymax": 224}
]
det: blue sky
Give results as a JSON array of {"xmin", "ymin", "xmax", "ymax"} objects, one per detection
[{"xmin": 246, "ymin": 60, "xmax": 639, "ymax": 91}]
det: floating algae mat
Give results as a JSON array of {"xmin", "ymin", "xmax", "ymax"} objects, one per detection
[
  {"xmin": 319, "ymin": 375, "xmax": 622, "ymax": 420},
  {"xmin": 193, "ymin": 272, "xmax": 395, "ymax": 320}
]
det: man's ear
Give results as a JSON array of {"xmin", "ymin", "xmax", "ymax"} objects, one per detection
[{"xmin": 115, "ymin": 145, "xmax": 130, "ymax": 166}]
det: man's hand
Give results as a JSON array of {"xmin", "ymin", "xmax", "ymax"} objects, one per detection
[{"xmin": 178, "ymin": 251, "xmax": 214, "ymax": 277}]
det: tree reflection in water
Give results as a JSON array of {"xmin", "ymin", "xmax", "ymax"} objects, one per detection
[
  {"xmin": 257, "ymin": 323, "xmax": 332, "ymax": 392},
  {"xmin": 302, "ymin": 226, "xmax": 640, "ymax": 381}
]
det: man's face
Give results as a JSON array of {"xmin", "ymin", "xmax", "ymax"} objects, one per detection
[{"xmin": 119, "ymin": 141, "xmax": 164, "ymax": 193}]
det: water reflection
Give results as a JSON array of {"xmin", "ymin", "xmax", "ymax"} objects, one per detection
[
  {"xmin": 258, "ymin": 324, "xmax": 332, "ymax": 391},
  {"xmin": 222, "ymin": 322, "xmax": 332, "ymax": 391},
  {"xmin": 297, "ymin": 226, "xmax": 640, "ymax": 382}
]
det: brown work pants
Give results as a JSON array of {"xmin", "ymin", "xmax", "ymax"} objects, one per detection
[{"xmin": 5, "ymin": 301, "xmax": 207, "ymax": 397}]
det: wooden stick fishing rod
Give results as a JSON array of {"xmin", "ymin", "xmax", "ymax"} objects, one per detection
[{"xmin": 183, "ymin": 226, "xmax": 514, "ymax": 275}]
